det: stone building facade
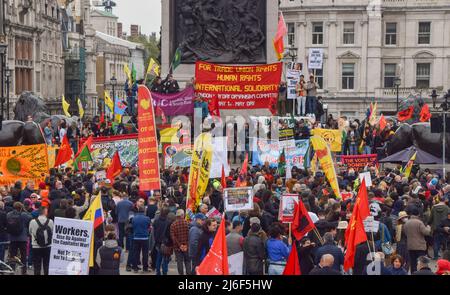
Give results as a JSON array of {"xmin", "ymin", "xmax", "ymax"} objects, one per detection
[
  {"xmin": 280, "ymin": 0, "xmax": 450, "ymax": 119},
  {"xmin": 5, "ymin": 0, "xmax": 64, "ymax": 117}
]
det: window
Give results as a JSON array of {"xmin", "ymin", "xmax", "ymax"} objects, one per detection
[
  {"xmin": 418, "ymin": 22, "xmax": 431, "ymax": 44},
  {"xmin": 314, "ymin": 69, "xmax": 323, "ymax": 89},
  {"xmin": 342, "ymin": 63, "xmax": 355, "ymax": 90},
  {"xmin": 343, "ymin": 22, "xmax": 355, "ymax": 45},
  {"xmin": 384, "ymin": 64, "xmax": 397, "ymax": 88},
  {"xmin": 287, "ymin": 23, "xmax": 295, "ymax": 47},
  {"xmin": 312, "ymin": 22, "xmax": 323, "ymax": 45},
  {"xmin": 385, "ymin": 23, "xmax": 397, "ymax": 45},
  {"xmin": 416, "ymin": 63, "xmax": 431, "ymax": 88}
]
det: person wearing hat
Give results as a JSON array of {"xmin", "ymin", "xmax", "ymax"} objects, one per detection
[
  {"xmin": 188, "ymin": 213, "xmax": 206, "ymax": 274},
  {"xmin": 403, "ymin": 207, "xmax": 431, "ymax": 273},
  {"xmin": 435, "ymin": 258, "xmax": 450, "ymax": 275},
  {"xmin": 210, "ymin": 180, "xmax": 224, "ymax": 213},
  {"xmin": 394, "ymin": 211, "xmax": 410, "ymax": 270}
]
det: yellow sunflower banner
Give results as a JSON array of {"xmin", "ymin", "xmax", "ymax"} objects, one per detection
[{"xmin": 0, "ymin": 144, "xmax": 49, "ymax": 188}]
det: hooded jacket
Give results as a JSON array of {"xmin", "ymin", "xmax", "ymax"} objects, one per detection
[{"xmin": 429, "ymin": 203, "xmax": 449, "ymax": 232}]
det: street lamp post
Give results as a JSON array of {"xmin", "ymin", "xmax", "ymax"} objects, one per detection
[
  {"xmin": 0, "ymin": 43, "xmax": 7, "ymax": 130},
  {"xmin": 288, "ymin": 45, "xmax": 298, "ymax": 116},
  {"xmin": 394, "ymin": 77, "xmax": 401, "ymax": 113},
  {"xmin": 5, "ymin": 66, "xmax": 10, "ymax": 120},
  {"xmin": 110, "ymin": 76, "xmax": 117, "ymax": 119},
  {"xmin": 441, "ymin": 89, "xmax": 450, "ymax": 177}
]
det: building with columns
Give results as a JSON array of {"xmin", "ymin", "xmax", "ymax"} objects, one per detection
[
  {"xmin": 280, "ymin": 0, "xmax": 450, "ymax": 119},
  {"xmin": 4, "ymin": 0, "xmax": 65, "ymax": 117}
]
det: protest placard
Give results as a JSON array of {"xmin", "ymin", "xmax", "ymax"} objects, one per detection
[
  {"xmin": 279, "ymin": 194, "xmax": 299, "ymax": 223},
  {"xmin": 224, "ymin": 187, "xmax": 253, "ymax": 212},
  {"xmin": 49, "ymin": 217, "xmax": 93, "ymax": 275}
]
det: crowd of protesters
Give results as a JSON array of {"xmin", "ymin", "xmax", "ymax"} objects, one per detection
[{"xmin": 1, "ymin": 152, "xmax": 449, "ymax": 275}]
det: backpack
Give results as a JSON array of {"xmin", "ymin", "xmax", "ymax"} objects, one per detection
[
  {"xmin": 6, "ymin": 211, "xmax": 23, "ymax": 236},
  {"xmin": 35, "ymin": 218, "xmax": 52, "ymax": 247}
]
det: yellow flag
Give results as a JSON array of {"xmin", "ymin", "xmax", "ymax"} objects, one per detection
[
  {"xmin": 104, "ymin": 91, "xmax": 114, "ymax": 112},
  {"xmin": 146, "ymin": 58, "xmax": 160, "ymax": 77},
  {"xmin": 83, "ymin": 193, "xmax": 104, "ymax": 267},
  {"xmin": 160, "ymin": 127, "xmax": 179, "ymax": 143},
  {"xmin": 77, "ymin": 98, "xmax": 84, "ymax": 119},
  {"xmin": 403, "ymin": 152, "xmax": 417, "ymax": 178},
  {"xmin": 62, "ymin": 95, "xmax": 71, "ymax": 117},
  {"xmin": 186, "ymin": 132, "xmax": 213, "ymax": 220},
  {"xmin": 310, "ymin": 136, "xmax": 341, "ymax": 199},
  {"xmin": 311, "ymin": 128, "xmax": 342, "ymax": 152},
  {"xmin": 369, "ymin": 102, "xmax": 378, "ymax": 126},
  {"xmin": 124, "ymin": 64, "xmax": 132, "ymax": 85},
  {"xmin": 310, "ymin": 153, "xmax": 318, "ymax": 175}
]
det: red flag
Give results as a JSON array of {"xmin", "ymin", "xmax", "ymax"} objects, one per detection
[
  {"xmin": 419, "ymin": 104, "xmax": 431, "ymax": 122},
  {"xmin": 196, "ymin": 215, "xmax": 229, "ymax": 275},
  {"xmin": 221, "ymin": 165, "xmax": 227, "ymax": 189},
  {"xmin": 273, "ymin": 12, "xmax": 287, "ymax": 60},
  {"xmin": 282, "ymin": 244, "xmax": 301, "ymax": 275},
  {"xmin": 344, "ymin": 179, "xmax": 369, "ymax": 271},
  {"xmin": 54, "ymin": 135, "xmax": 73, "ymax": 167},
  {"xmin": 397, "ymin": 105, "xmax": 414, "ymax": 122},
  {"xmin": 208, "ymin": 96, "xmax": 220, "ymax": 118},
  {"xmin": 236, "ymin": 153, "xmax": 248, "ymax": 187},
  {"xmin": 292, "ymin": 199, "xmax": 315, "ymax": 241},
  {"xmin": 379, "ymin": 114, "xmax": 387, "ymax": 131},
  {"xmin": 106, "ymin": 151, "xmax": 122, "ymax": 183}
]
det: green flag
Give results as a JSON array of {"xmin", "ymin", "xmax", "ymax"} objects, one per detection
[
  {"xmin": 131, "ymin": 63, "xmax": 137, "ymax": 83},
  {"xmin": 277, "ymin": 148, "xmax": 286, "ymax": 176},
  {"xmin": 73, "ymin": 145, "xmax": 92, "ymax": 171},
  {"xmin": 172, "ymin": 47, "xmax": 182, "ymax": 71}
]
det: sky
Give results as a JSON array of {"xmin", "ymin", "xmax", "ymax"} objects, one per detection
[{"xmin": 93, "ymin": 0, "xmax": 161, "ymax": 36}]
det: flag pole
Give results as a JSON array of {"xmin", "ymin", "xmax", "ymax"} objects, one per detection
[{"xmin": 313, "ymin": 227, "xmax": 324, "ymax": 245}]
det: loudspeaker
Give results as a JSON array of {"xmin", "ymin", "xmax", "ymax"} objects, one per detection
[
  {"xmin": 430, "ymin": 115, "xmax": 450, "ymax": 133},
  {"xmin": 431, "ymin": 116, "xmax": 442, "ymax": 133}
]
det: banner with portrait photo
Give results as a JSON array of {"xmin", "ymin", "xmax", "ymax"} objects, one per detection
[
  {"xmin": 49, "ymin": 217, "xmax": 93, "ymax": 275},
  {"xmin": 279, "ymin": 194, "xmax": 299, "ymax": 223},
  {"xmin": 224, "ymin": 187, "xmax": 253, "ymax": 212},
  {"xmin": 163, "ymin": 143, "xmax": 192, "ymax": 168},
  {"xmin": 0, "ymin": 144, "xmax": 49, "ymax": 188}
]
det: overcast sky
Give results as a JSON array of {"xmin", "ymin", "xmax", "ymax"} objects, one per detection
[{"xmin": 93, "ymin": 0, "xmax": 161, "ymax": 36}]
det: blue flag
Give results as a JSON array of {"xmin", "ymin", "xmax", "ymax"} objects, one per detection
[{"xmin": 114, "ymin": 98, "xmax": 127, "ymax": 115}]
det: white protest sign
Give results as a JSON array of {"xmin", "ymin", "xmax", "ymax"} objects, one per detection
[
  {"xmin": 228, "ymin": 251, "xmax": 244, "ymax": 275},
  {"xmin": 359, "ymin": 171, "xmax": 372, "ymax": 187},
  {"xmin": 49, "ymin": 217, "xmax": 93, "ymax": 275},
  {"xmin": 363, "ymin": 216, "xmax": 380, "ymax": 233},
  {"xmin": 224, "ymin": 187, "xmax": 254, "ymax": 212},
  {"xmin": 308, "ymin": 48, "xmax": 324, "ymax": 69},
  {"xmin": 286, "ymin": 69, "xmax": 301, "ymax": 100},
  {"xmin": 210, "ymin": 136, "xmax": 230, "ymax": 178}
]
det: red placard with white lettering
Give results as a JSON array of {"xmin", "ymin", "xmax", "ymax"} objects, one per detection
[
  {"xmin": 195, "ymin": 61, "xmax": 282, "ymax": 110},
  {"xmin": 137, "ymin": 85, "xmax": 161, "ymax": 191}
]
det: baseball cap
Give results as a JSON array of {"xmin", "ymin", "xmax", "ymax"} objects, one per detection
[{"xmin": 194, "ymin": 213, "xmax": 206, "ymax": 220}]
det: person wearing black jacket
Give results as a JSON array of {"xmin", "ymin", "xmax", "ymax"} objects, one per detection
[
  {"xmin": 309, "ymin": 254, "xmax": 341, "ymax": 275},
  {"xmin": 298, "ymin": 237, "xmax": 316, "ymax": 274},
  {"xmin": 163, "ymin": 74, "xmax": 180, "ymax": 94},
  {"xmin": 412, "ymin": 256, "xmax": 435, "ymax": 275},
  {"xmin": 151, "ymin": 77, "xmax": 164, "ymax": 93},
  {"xmin": 196, "ymin": 219, "xmax": 218, "ymax": 265},
  {"xmin": 0, "ymin": 201, "xmax": 8, "ymax": 262},
  {"xmin": 152, "ymin": 208, "xmax": 170, "ymax": 275}
]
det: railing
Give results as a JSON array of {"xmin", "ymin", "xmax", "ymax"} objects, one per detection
[{"xmin": 375, "ymin": 86, "xmax": 444, "ymax": 98}]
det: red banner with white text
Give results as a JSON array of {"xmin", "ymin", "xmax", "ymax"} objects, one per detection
[
  {"xmin": 195, "ymin": 61, "xmax": 282, "ymax": 111},
  {"xmin": 137, "ymin": 85, "xmax": 161, "ymax": 192}
]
